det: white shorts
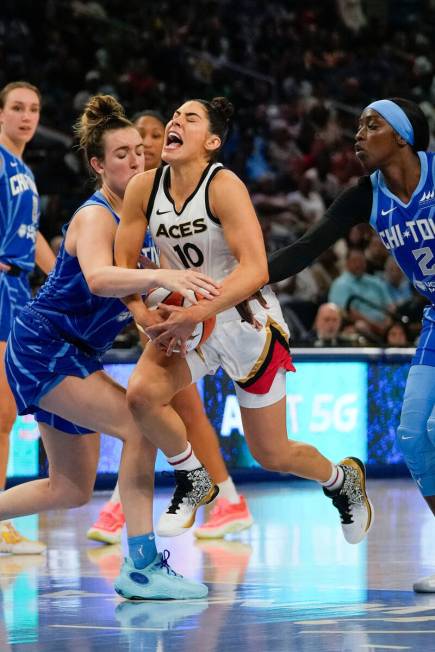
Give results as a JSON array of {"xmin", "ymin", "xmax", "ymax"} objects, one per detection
[{"xmin": 186, "ymin": 288, "xmax": 294, "ymax": 408}]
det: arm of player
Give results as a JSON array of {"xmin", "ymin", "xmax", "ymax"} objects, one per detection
[
  {"xmin": 268, "ymin": 178, "xmax": 373, "ymax": 283},
  {"xmin": 115, "ymin": 172, "xmax": 220, "ymax": 325},
  {"xmin": 35, "ymin": 231, "xmax": 56, "ymax": 275},
  {"xmin": 73, "ymin": 205, "xmax": 218, "ymax": 298}
]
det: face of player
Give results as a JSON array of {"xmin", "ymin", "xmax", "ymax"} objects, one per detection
[
  {"xmin": 0, "ymin": 87, "xmax": 40, "ymax": 147},
  {"xmin": 134, "ymin": 115, "xmax": 165, "ymax": 171},
  {"xmin": 92, "ymin": 127, "xmax": 145, "ymax": 198},
  {"xmin": 162, "ymin": 100, "xmax": 221, "ymax": 165},
  {"xmin": 355, "ymin": 108, "xmax": 401, "ymax": 172}
]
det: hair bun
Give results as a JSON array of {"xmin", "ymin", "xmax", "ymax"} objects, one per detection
[
  {"xmin": 82, "ymin": 94, "xmax": 126, "ymax": 128},
  {"xmin": 210, "ymin": 96, "xmax": 234, "ymax": 122}
]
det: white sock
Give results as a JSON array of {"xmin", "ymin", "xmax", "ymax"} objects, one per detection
[
  {"xmin": 217, "ymin": 476, "xmax": 240, "ymax": 504},
  {"xmin": 167, "ymin": 442, "xmax": 202, "ymax": 472},
  {"xmin": 110, "ymin": 483, "xmax": 120, "ymax": 504},
  {"xmin": 321, "ymin": 464, "xmax": 344, "ymax": 492}
]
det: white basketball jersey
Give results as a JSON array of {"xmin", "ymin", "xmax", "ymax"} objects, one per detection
[
  {"xmin": 148, "ymin": 163, "xmax": 237, "ymax": 282},
  {"xmin": 147, "ymin": 162, "xmax": 278, "ymax": 321}
]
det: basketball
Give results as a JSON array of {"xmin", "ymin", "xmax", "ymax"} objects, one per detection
[{"xmin": 142, "ymin": 287, "xmax": 216, "ymax": 351}]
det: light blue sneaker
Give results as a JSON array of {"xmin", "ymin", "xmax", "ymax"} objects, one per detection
[{"xmin": 114, "ymin": 550, "xmax": 208, "ymax": 600}]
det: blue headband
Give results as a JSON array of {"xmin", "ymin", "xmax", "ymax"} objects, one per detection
[{"xmin": 365, "ymin": 99, "xmax": 414, "ymax": 146}]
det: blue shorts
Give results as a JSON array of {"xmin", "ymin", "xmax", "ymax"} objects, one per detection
[
  {"xmin": 6, "ymin": 306, "xmax": 102, "ymax": 435},
  {"xmin": 0, "ymin": 272, "xmax": 31, "ymax": 340},
  {"xmin": 412, "ymin": 304, "xmax": 435, "ymax": 367},
  {"xmin": 34, "ymin": 409, "xmax": 95, "ymax": 436}
]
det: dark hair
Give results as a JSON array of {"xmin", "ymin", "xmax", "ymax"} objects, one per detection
[
  {"xmin": 132, "ymin": 109, "xmax": 166, "ymax": 126},
  {"xmin": 0, "ymin": 81, "xmax": 41, "ymax": 107},
  {"xmin": 195, "ymin": 96, "xmax": 234, "ymax": 159},
  {"xmin": 389, "ymin": 97, "xmax": 430, "ymax": 151},
  {"xmin": 346, "ymin": 246, "xmax": 365, "ymax": 260},
  {"xmin": 74, "ymin": 94, "xmax": 132, "ymax": 182}
]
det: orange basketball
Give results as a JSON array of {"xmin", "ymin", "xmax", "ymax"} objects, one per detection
[{"xmin": 144, "ymin": 288, "xmax": 216, "ymax": 351}]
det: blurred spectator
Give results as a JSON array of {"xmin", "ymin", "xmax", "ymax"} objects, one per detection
[
  {"xmin": 385, "ymin": 322, "xmax": 409, "ymax": 348},
  {"xmin": 303, "ymin": 302, "xmax": 347, "ymax": 347},
  {"xmin": 287, "ymin": 175, "xmax": 325, "ymax": 224},
  {"xmin": 50, "ymin": 235, "xmax": 63, "ymax": 256},
  {"xmin": 380, "ymin": 258, "xmax": 413, "ymax": 308},
  {"xmin": 329, "ymin": 248, "xmax": 394, "ymax": 336},
  {"xmin": 364, "ymin": 235, "xmax": 389, "ymax": 276}
]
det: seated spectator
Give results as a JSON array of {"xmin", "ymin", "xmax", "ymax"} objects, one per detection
[
  {"xmin": 380, "ymin": 257, "xmax": 413, "ymax": 307},
  {"xmin": 385, "ymin": 322, "xmax": 409, "ymax": 348},
  {"xmin": 287, "ymin": 175, "xmax": 325, "ymax": 224},
  {"xmin": 303, "ymin": 302, "xmax": 348, "ymax": 347},
  {"xmin": 364, "ymin": 235, "xmax": 389, "ymax": 276},
  {"xmin": 329, "ymin": 248, "xmax": 394, "ymax": 336}
]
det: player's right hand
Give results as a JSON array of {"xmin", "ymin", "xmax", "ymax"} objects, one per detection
[{"xmin": 155, "ymin": 269, "xmax": 220, "ymax": 301}]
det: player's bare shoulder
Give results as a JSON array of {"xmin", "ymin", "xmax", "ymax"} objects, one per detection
[
  {"xmin": 123, "ymin": 170, "xmax": 157, "ymax": 215},
  {"xmin": 209, "ymin": 167, "xmax": 250, "ymax": 215}
]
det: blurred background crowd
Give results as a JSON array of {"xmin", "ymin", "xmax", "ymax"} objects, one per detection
[{"xmin": 3, "ymin": 0, "xmax": 435, "ymax": 348}]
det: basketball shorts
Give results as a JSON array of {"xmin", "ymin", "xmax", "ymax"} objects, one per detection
[
  {"xmin": 412, "ymin": 304, "xmax": 435, "ymax": 367},
  {"xmin": 186, "ymin": 290, "xmax": 295, "ymax": 408},
  {"xmin": 0, "ymin": 272, "xmax": 31, "ymax": 340},
  {"xmin": 5, "ymin": 306, "xmax": 101, "ymax": 435}
]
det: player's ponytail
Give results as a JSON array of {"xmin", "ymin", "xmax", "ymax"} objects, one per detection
[
  {"xmin": 75, "ymin": 94, "xmax": 132, "ymax": 164},
  {"xmin": 196, "ymin": 96, "xmax": 234, "ymax": 160}
]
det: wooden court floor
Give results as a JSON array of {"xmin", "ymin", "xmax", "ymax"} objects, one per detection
[{"xmin": 1, "ymin": 479, "xmax": 435, "ymax": 651}]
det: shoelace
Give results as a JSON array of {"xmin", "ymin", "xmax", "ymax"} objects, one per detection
[
  {"xmin": 331, "ymin": 494, "xmax": 353, "ymax": 524},
  {"xmin": 167, "ymin": 471, "xmax": 193, "ymax": 514},
  {"xmin": 157, "ymin": 550, "xmax": 181, "ymax": 577}
]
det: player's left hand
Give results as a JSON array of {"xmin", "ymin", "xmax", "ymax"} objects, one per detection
[{"xmin": 144, "ymin": 304, "xmax": 197, "ymax": 357}]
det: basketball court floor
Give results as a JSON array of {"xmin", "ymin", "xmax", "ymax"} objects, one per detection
[{"xmin": 1, "ymin": 479, "xmax": 435, "ymax": 651}]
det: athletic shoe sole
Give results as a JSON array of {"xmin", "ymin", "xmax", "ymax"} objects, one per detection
[
  {"xmin": 156, "ymin": 484, "xmax": 219, "ymax": 537},
  {"xmin": 86, "ymin": 528, "xmax": 123, "ymax": 545},
  {"xmin": 194, "ymin": 515, "xmax": 254, "ymax": 539},
  {"xmin": 342, "ymin": 456, "xmax": 374, "ymax": 541}
]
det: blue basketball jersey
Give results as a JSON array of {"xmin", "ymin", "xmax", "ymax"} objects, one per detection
[
  {"xmin": 0, "ymin": 144, "xmax": 40, "ymax": 271},
  {"xmin": 28, "ymin": 191, "xmax": 132, "ymax": 355},
  {"xmin": 142, "ymin": 229, "xmax": 159, "ymax": 265},
  {"xmin": 370, "ymin": 151, "xmax": 435, "ymax": 311}
]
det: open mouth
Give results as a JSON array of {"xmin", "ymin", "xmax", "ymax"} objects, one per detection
[{"xmin": 165, "ymin": 131, "xmax": 183, "ymax": 150}]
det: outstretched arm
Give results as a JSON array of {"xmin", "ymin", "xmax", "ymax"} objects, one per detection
[{"xmin": 268, "ymin": 177, "xmax": 373, "ymax": 283}]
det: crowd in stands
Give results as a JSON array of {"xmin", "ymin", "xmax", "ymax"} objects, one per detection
[{"xmin": 3, "ymin": 0, "xmax": 435, "ymax": 347}]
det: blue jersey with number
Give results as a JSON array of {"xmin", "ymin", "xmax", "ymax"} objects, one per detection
[
  {"xmin": 0, "ymin": 144, "xmax": 40, "ymax": 271},
  {"xmin": 28, "ymin": 191, "xmax": 132, "ymax": 354},
  {"xmin": 370, "ymin": 151, "xmax": 435, "ymax": 307}
]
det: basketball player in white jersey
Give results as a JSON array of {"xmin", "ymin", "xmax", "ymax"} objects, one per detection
[
  {"xmin": 115, "ymin": 97, "xmax": 373, "ymax": 545},
  {"xmin": 88, "ymin": 109, "xmax": 253, "ymax": 543}
]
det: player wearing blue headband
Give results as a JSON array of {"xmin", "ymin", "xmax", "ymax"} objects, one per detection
[{"xmin": 268, "ymin": 97, "xmax": 435, "ymax": 593}]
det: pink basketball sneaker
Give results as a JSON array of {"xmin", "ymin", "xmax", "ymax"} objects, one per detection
[
  {"xmin": 87, "ymin": 501, "xmax": 125, "ymax": 545},
  {"xmin": 194, "ymin": 496, "xmax": 254, "ymax": 539}
]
